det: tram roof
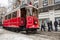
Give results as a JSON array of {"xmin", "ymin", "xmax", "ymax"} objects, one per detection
[
  {"xmin": 4, "ymin": 6, "xmax": 20, "ymax": 16},
  {"xmin": 4, "ymin": 5, "xmax": 38, "ymax": 16},
  {"xmin": 20, "ymin": 4, "xmax": 38, "ymax": 9},
  {"xmin": 25, "ymin": 5, "xmax": 38, "ymax": 10}
]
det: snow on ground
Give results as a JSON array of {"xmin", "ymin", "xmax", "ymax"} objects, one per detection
[
  {"xmin": 0, "ymin": 29, "xmax": 32, "ymax": 40},
  {"xmin": 0, "ymin": 33, "xmax": 52, "ymax": 40},
  {"xmin": 0, "ymin": 26, "xmax": 59, "ymax": 40},
  {"xmin": 0, "ymin": 34, "xmax": 33, "ymax": 40},
  {"xmin": 0, "ymin": 29, "xmax": 53, "ymax": 40}
]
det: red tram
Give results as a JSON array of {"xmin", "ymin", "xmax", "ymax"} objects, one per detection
[{"xmin": 3, "ymin": 5, "xmax": 39, "ymax": 33}]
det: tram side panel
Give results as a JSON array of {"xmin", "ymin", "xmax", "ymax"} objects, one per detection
[
  {"xmin": 9, "ymin": 11, "xmax": 21, "ymax": 28},
  {"xmin": 26, "ymin": 16, "xmax": 33, "ymax": 29},
  {"xmin": 3, "ymin": 10, "xmax": 21, "ymax": 28},
  {"xmin": 33, "ymin": 16, "xmax": 39, "ymax": 28},
  {"xmin": 26, "ymin": 16, "xmax": 39, "ymax": 29},
  {"xmin": 9, "ymin": 17, "xmax": 20, "ymax": 28}
]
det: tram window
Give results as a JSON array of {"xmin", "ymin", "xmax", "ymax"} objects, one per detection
[
  {"xmin": 5, "ymin": 16, "xmax": 7, "ymax": 20},
  {"xmin": 12, "ymin": 11, "xmax": 17, "ymax": 18},
  {"xmin": 27, "ymin": 9, "xmax": 30, "ymax": 16},
  {"xmin": 8, "ymin": 14, "xmax": 11, "ymax": 19},
  {"xmin": 33, "ymin": 12, "xmax": 37, "ymax": 17},
  {"xmin": 33, "ymin": 8, "xmax": 38, "ymax": 17}
]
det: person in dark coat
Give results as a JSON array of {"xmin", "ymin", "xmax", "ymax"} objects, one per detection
[
  {"xmin": 59, "ymin": 20, "xmax": 60, "ymax": 27},
  {"xmin": 41, "ymin": 20, "xmax": 46, "ymax": 31},
  {"xmin": 54, "ymin": 20, "xmax": 58, "ymax": 31},
  {"xmin": 47, "ymin": 21, "xmax": 51, "ymax": 32},
  {"xmin": 50, "ymin": 21, "xmax": 53, "ymax": 31}
]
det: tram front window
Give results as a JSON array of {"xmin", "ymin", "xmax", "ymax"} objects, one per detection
[
  {"xmin": 27, "ymin": 9, "xmax": 32, "ymax": 16},
  {"xmin": 32, "ymin": 8, "xmax": 38, "ymax": 17},
  {"xmin": 21, "ymin": 8, "xmax": 26, "ymax": 18},
  {"xmin": 27, "ymin": 8, "xmax": 38, "ymax": 17}
]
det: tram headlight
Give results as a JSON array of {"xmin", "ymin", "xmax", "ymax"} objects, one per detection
[{"xmin": 34, "ymin": 21, "xmax": 38, "ymax": 24}]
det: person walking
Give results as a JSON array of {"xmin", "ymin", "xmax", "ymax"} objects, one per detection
[
  {"xmin": 50, "ymin": 21, "xmax": 53, "ymax": 31},
  {"xmin": 59, "ymin": 20, "xmax": 60, "ymax": 27},
  {"xmin": 41, "ymin": 20, "xmax": 46, "ymax": 31},
  {"xmin": 47, "ymin": 21, "xmax": 51, "ymax": 32},
  {"xmin": 54, "ymin": 20, "xmax": 58, "ymax": 31}
]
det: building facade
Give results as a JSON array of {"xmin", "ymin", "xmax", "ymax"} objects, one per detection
[{"xmin": 38, "ymin": 0, "xmax": 60, "ymax": 27}]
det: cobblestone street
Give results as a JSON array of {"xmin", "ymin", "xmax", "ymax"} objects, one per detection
[{"xmin": 0, "ymin": 27, "xmax": 60, "ymax": 40}]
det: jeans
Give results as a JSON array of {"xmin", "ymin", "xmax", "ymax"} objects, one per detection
[
  {"xmin": 55, "ymin": 26, "xmax": 58, "ymax": 31},
  {"xmin": 48, "ymin": 26, "xmax": 51, "ymax": 31},
  {"xmin": 41, "ymin": 25, "xmax": 45, "ymax": 31}
]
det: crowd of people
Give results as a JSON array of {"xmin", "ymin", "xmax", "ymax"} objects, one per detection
[{"xmin": 40, "ymin": 19, "xmax": 59, "ymax": 32}]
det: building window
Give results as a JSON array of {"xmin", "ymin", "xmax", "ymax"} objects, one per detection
[
  {"xmin": 54, "ymin": 4, "xmax": 60, "ymax": 10},
  {"xmin": 43, "ymin": 8, "xmax": 48, "ymax": 12},
  {"xmin": 22, "ymin": 0, "xmax": 25, "ymax": 5},
  {"xmin": 49, "ymin": 6, "xmax": 53, "ymax": 10},
  {"xmin": 21, "ymin": 0, "xmax": 26, "ymax": 5},
  {"xmin": 39, "ymin": 9, "xmax": 43, "ymax": 13},
  {"xmin": 33, "ymin": 3, "xmax": 38, "ymax": 8},
  {"xmin": 27, "ymin": 0, "xmax": 30, "ymax": 4},
  {"xmin": 27, "ymin": 0, "xmax": 32, "ymax": 5},
  {"xmin": 39, "ymin": 7, "xmax": 48, "ymax": 13},
  {"xmin": 8, "ymin": 14, "xmax": 11, "ymax": 19},
  {"xmin": 34, "ymin": 0, "xmax": 37, "ymax": 1},
  {"xmin": 43, "ymin": 0, "xmax": 48, "ymax": 7},
  {"xmin": 12, "ymin": 11, "xmax": 17, "ymax": 18},
  {"xmin": 54, "ymin": 0, "xmax": 60, "ymax": 4},
  {"xmin": 34, "ymin": 0, "xmax": 38, "ymax": 2}
]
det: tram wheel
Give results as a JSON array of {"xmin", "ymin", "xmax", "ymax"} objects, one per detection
[
  {"xmin": 26, "ymin": 30, "xmax": 29, "ymax": 34},
  {"xmin": 33, "ymin": 29, "xmax": 37, "ymax": 33},
  {"xmin": 15, "ymin": 28, "xmax": 20, "ymax": 33},
  {"xmin": 30, "ymin": 29, "xmax": 37, "ymax": 33}
]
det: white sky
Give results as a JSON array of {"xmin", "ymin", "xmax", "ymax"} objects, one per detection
[{"xmin": 0, "ymin": 0, "xmax": 8, "ymax": 7}]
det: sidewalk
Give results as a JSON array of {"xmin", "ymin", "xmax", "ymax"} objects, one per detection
[{"xmin": 39, "ymin": 26, "xmax": 60, "ymax": 32}]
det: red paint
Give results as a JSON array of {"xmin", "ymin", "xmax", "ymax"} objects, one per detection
[
  {"xmin": 3, "ymin": 16, "xmax": 39, "ymax": 29},
  {"xmin": 21, "ymin": 17, "xmax": 25, "ymax": 26},
  {"xmin": 3, "ymin": 17, "xmax": 21, "ymax": 28},
  {"xmin": 26, "ymin": 16, "xmax": 39, "ymax": 29},
  {"xmin": 33, "ymin": 16, "xmax": 39, "ymax": 28}
]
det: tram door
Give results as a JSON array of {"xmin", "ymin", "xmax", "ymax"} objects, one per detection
[{"xmin": 20, "ymin": 8, "xmax": 27, "ymax": 27}]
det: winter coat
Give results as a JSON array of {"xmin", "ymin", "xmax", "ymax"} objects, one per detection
[{"xmin": 54, "ymin": 21, "xmax": 58, "ymax": 26}]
